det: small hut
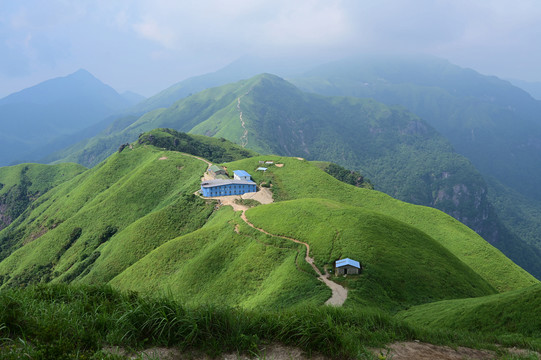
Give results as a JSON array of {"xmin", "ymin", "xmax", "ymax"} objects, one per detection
[
  {"xmin": 335, "ymin": 258, "xmax": 361, "ymax": 275},
  {"xmin": 208, "ymin": 165, "xmax": 226, "ymax": 176}
]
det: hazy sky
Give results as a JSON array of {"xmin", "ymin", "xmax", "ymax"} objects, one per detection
[{"xmin": 1, "ymin": 0, "xmax": 541, "ymax": 98}]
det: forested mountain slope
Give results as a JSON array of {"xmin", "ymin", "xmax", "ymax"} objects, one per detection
[
  {"xmin": 291, "ymin": 55, "xmax": 541, "ymax": 258},
  {"xmin": 292, "ymin": 55, "xmax": 541, "ymax": 201}
]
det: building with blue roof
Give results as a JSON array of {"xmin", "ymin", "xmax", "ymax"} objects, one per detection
[
  {"xmin": 335, "ymin": 258, "xmax": 361, "ymax": 275},
  {"xmin": 200, "ymin": 179, "xmax": 256, "ymax": 197},
  {"xmin": 233, "ymin": 170, "xmax": 252, "ymax": 181}
]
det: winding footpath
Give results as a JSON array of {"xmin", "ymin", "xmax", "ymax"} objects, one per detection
[
  {"xmin": 241, "ymin": 210, "xmax": 348, "ymax": 306},
  {"xmin": 237, "ymin": 95, "xmax": 249, "ymax": 148}
]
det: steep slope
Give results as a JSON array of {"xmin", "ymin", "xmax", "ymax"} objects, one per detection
[
  {"xmin": 0, "ymin": 162, "xmax": 86, "ymax": 232},
  {"xmin": 49, "ymin": 74, "xmax": 541, "ymax": 278},
  {"xmin": 291, "ymin": 55, "xmax": 541, "ymax": 200},
  {"xmin": 291, "ymin": 55, "xmax": 541, "ymax": 256},
  {"xmin": 0, "ymin": 133, "xmax": 256, "ymax": 287},
  {"xmin": 0, "ymin": 69, "xmax": 132, "ymax": 166}
]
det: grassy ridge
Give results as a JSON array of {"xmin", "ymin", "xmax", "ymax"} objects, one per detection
[
  {"xmin": 397, "ymin": 284, "xmax": 541, "ymax": 340},
  {"xmin": 0, "ymin": 146, "xmax": 209, "ymax": 286},
  {"xmin": 245, "ymin": 198, "xmax": 496, "ymax": 310},
  {"xmin": 111, "ymin": 207, "xmax": 330, "ymax": 309},
  {"xmin": 224, "ymin": 155, "xmax": 538, "ymax": 292}
]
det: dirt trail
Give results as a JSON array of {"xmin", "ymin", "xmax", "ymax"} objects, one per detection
[
  {"xmin": 237, "ymin": 97, "xmax": 249, "ymax": 148},
  {"xmin": 370, "ymin": 342, "xmax": 541, "ymax": 360},
  {"xmin": 241, "ymin": 210, "xmax": 347, "ymax": 306},
  {"xmin": 178, "ymin": 152, "xmax": 212, "ymax": 166}
]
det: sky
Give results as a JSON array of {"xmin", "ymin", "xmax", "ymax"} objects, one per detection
[{"xmin": 1, "ymin": 0, "xmax": 541, "ymax": 98}]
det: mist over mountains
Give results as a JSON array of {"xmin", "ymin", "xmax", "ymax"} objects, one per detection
[
  {"xmin": 6, "ymin": 56, "xmax": 535, "ymax": 280},
  {"xmin": 1, "ymin": 55, "xmax": 541, "ymax": 358},
  {"xmin": 0, "ymin": 69, "xmax": 143, "ymax": 166},
  {"xmin": 2, "ymin": 56, "xmax": 541, "ymax": 278}
]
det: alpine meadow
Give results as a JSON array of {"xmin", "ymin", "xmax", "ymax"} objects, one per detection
[{"xmin": 2, "ymin": 9, "xmax": 541, "ymax": 357}]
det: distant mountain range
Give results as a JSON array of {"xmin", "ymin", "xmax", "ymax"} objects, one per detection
[
  {"xmin": 42, "ymin": 71, "xmax": 541, "ymax": 278},
  {"xmin": 0, "ymin": 69, "xmax": 144, "ymax": 166},
  {"xmin": 509, "ymin": 78, "xmax": 541, "ymax": 100},
  {"xmin": 3, "ymin": 56, "xmax": 541, "ymax": 279}
]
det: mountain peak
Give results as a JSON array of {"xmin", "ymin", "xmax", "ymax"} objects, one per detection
[{"xmin": 67, "ymin": 68, "xmax": 100, "ymax": 83}]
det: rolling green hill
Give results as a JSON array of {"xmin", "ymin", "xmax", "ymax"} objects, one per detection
[
  {"xmin": 0, "ymin": 131, "xmax": 539, "ymax": 357},
  {"xmin": 47, "ymin": 74, "xmax": 541, "ymax": 278},
  {"xmin": 397, "ymin": 283, "xmax": 541, "ymax": 338},
  {"xmin": 1, "ymin": 134, "xmax": 536, "ymax": 313},
  {"xmin": 223, "ymin": 155, "xmax": 537, "ymax": 293}
]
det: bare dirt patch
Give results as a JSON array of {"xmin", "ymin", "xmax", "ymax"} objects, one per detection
[
  {"xmin": 105, "ymin": 344, "xmax": 329, "ymax": 360},
  {"xmin": 26, "ymin": 226, "xmax": 49, "ymax": 244},
  {"xmin": 275, "ymin": 163, "xmax": 284, "ymax": 167},
  {"xmin": 240, "ymin": 187, "xmax": 273, "ymax": 205},
  {"xmin": 372, "ymin": 342, "xmax": 496, "ymax": 360},
  {"xmin": 158, "ymin": 156, "xmax": 168, "ymax": 160},
  {"xmin": 203, "ymin": 187, "xmax": 274, "ymax": 212}
]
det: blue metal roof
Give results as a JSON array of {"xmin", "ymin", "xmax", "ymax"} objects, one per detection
[
  {"xmin": 201, "ymin": 179, "xmax": 255, "ymax": 188},
  {"xmin": 335, "ymin": 258, "xmax": 360, "ymax": 268},
  {"xmin": 234, "ymin": 170, "xmax": 251, "ymax": 177}
]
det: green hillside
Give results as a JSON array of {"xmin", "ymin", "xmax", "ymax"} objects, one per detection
[
  {"xmin": 292, "ymin": 55, "xmax": 541, "ymax": 203},
  {"xmin": 44, "ymin": 73, "xmax": 541, "ymax": 279},
  {"xmin": 0, "ymin": 162, "xmax": 86, "ymax": 234},
  {"xmin": 397, "ymin": 284, "xmax": 541, "ymax": 338},
  {"xmin": 245, "ymin": 198, "xmax": 495, "ymax": 310},
  {"xmin": 291, "ymin": 55, "xmax": 541, "ymax": 273},
  {"xmin": 0, "ymin": 133, "xmax": 539, "ymax": 357},
  {"xmin": 224, "ymin": 155, "xmax": 538, "ymax": 292},
  {"xmin": 0, "ymin": 133, "xmax": 258, "ymax": 287},
  {"xmin": 110, "ymin": 207, "xmax": 329, "ymax": 309},
  {"xmin": 0, "ymin": 134, "xmax": 536, "ymax": 310}
]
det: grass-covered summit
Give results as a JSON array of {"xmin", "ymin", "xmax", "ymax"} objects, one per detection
[
  {"xmin": 0, "ymin": 131, "xmax": 539, "ymax": 358},
  {"xmin": 0, "ymin": 131, "xmax": 536, "ymax": 312}
]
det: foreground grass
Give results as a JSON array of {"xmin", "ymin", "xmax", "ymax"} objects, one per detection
[
  {"xmin": 0, "ymin": 284, "xmax": 412, "ymax": 359},
  {"xmin": 0, "ymin": 284, "xmax": 539, "ymax": 360},
  {"xmin": 397, "ymin": 284, "xmax": 541, "ymax": 342}
]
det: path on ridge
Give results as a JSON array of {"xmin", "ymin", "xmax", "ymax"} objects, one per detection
[
  {"xmin": 241, "ymin": 210, "xmax": 348, "ymax": 306},
  {"xmin": 178, "ymin": 152, "xmax": 212, "ymax": 166},
  {"xmin": 237, "ymin": 95, "xmax": 249, "ymax": 148}
]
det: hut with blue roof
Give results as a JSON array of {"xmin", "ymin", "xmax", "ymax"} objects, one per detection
[
  {"xmin": 233, "ymin": 170, "xmax": 252, "ymax": 181},
  {"xmin": 335, "ymin": 258, "xmax": 361, "ymax": 275}
]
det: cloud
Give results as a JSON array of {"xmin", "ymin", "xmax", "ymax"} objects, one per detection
[{"xmin": 2, "ymin": 0, "xmax": 541, "ymax": 98}]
